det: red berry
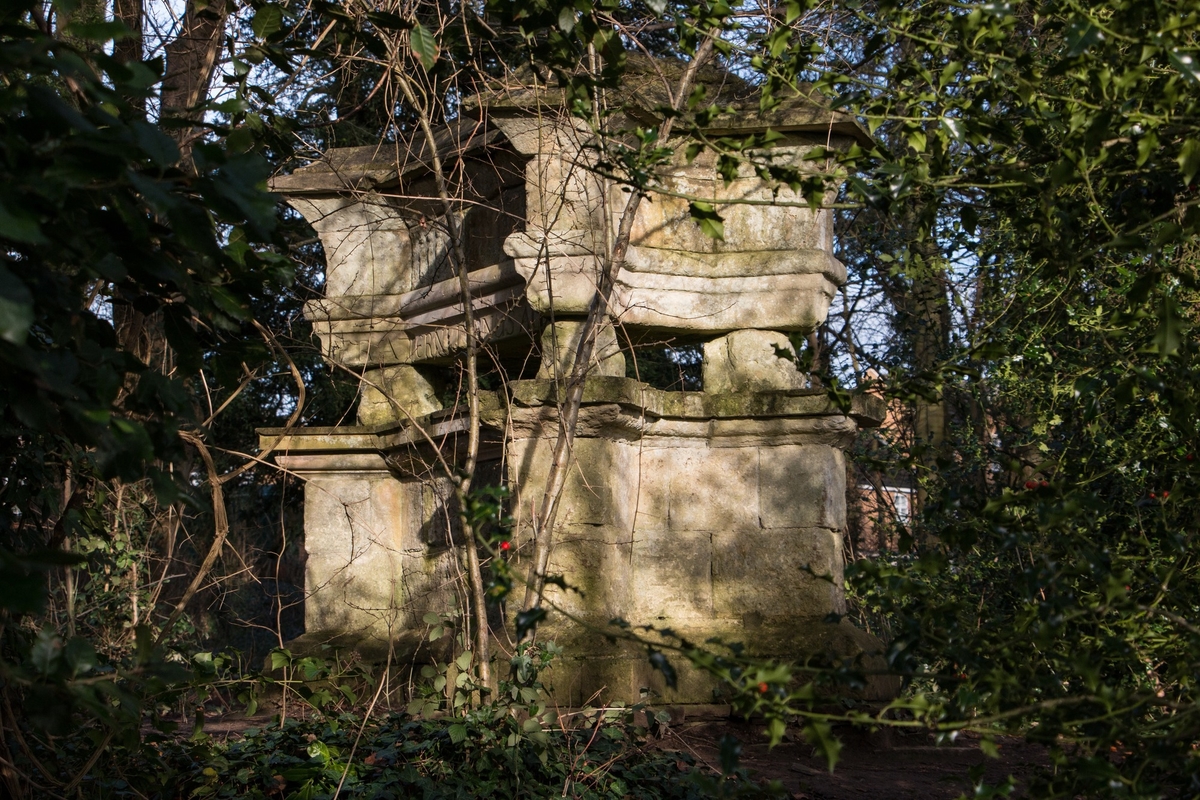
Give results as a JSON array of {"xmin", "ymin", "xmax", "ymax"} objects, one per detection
[
  {"xmin": 1040, "ymin": 480, "xmax": 1050, "ymax": 488},
  {"xmin": 1149, "ymin": 492, "xmax": 1157, "ymax": 499},
  {"xmin": 500, "ymin": 540, "xmax": 511, "ymax": 551},
  {"xmin": 1187, "ymin": 454, "xmax": 1195, "ymax": 462},
  {"xmin": 757, "ymin": 682, "xmax": 769, "ymax": 694},
  {"xmin": 1162, "ymin": 491, "xmax": 1170, "ymax": 499},
  {"xmin": 1024, "ymin": 480, "xmax": 1036, "ymax": 490}
]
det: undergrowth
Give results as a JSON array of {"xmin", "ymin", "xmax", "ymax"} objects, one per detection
[
  {"xmin": 167, "ymin": 711, "xmax": 758, "ymax": 800},
  {"xmin": 8, "ymin": 639, "xmax": 782, "ymax": 800},
  {"xmin": 49, "ymin": 706, "xmax": 778, "ymax": 800}
]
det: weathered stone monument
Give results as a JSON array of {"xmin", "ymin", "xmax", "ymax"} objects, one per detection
[{"xmin": 263, "ymin": 59, "xmax": 886, "ymax": 703}]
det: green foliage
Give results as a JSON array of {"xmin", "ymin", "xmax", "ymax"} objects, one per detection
[
  {"xmin": 0, "ymin": 0, "xmax": 304, "ymax": 766},
  {"xmin": 793, "ymin": 0, "xmax": 1200, "ymax": 794},
  {"xmin": 9, "ymin": 0, "xmax": 1200, "ymax": 795},
  {"xmin": 0, "ymin": 0, "xmax": 289, "ymax": 584},
  {"xmin": 162, "ymin": 712, "xmax": 729, "ymax": 800},
  {"xmin": 9, "ymin": 644, "xmax": 778, "ymax": 800},
  {"xmin": 842, "ymin": 254, "xmax": 1200, "ymax": 794}
]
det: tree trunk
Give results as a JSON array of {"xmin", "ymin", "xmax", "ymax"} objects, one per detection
[
  {"xmin": 883, "ymin": 233, "xmax": 953, "ymax": 531},
  {"xmin": 162, "ymin": 0, "xmax": 229, "ymax": 157},
  {"xmin": 112, "ymin": 0, "xmax": 143, "ymax": 68}
]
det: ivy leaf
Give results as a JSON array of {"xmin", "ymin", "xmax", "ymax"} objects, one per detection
[
  {"xmin": 411, "ymin": 22, "xmax": 438, "ymax": 70},
  {"xmin": 269, "ymin": 649, "xmax": 291, "ymax": 671},
  {"xmin": 448, "ymin": 723, "xmax": 467, "ymax": 744},
  {"xmin": 688, "ymin": 201, "xmax": 724, "ymax": 240},
  {"xmin": 767, "ymin": 27, "xmax": 790, "ymax": 58}
]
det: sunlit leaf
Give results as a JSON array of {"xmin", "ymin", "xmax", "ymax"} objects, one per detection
[
  {"xmin": 688, "ymin": 201, "xmax": 724, "ymax": 240},
  {"xmin": 252, "ymin": 4, "xmax": 283, "ymax": 39},
  {"xmin": 411, "ymin": 22, "xmax": 438, "ymax": 70}
]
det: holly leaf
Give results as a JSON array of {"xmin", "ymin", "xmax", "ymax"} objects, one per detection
[
  {"xmin": 688, "ymin": 201, "xmax": 724, "ymax": 240},
  {"xmin": 1169, "ymin": 49, "xmax": 1200, "ymax": 86},
  {"xmin": 1155, "ymin": 296, "xmax": 1183, "ymax": 359},
  {"xmin": 0, "ymin": 265, "xmax": 33, "ymax": 344},
  {"xmin": 30, "ymin": 628, "xmax": 62, "ymax": 676},
  {"xmin": 1178, "ymin": 138, "xmax": 1200, "ymax": 184},
  {"xmin": 718, "ymin": 734, "xmax": 741, "ymax": 774},
  {"xmin": 557, "ymin": 6, "xmax": 576, "ymax": 32},
  {"xmin": 0, "ymin": 202, "xmax": 45, "ymax": 246},
  {"xmin": 802, "ymin": 720, "xmax": 842, "ymax": 772},
  {"xmin": 252, "ymin": 4, "xmax": 283, "ymax": 39},
  {"xmin": 1066, "ymin": 17, "xmax": 1103, "ymax": 56}
]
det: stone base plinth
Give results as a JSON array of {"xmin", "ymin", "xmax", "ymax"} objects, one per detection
[
  {"xmin": 262, "ymin": 378, "xmax": 890, "ymax": 705},
  {"xmin": 535, "ymin": 619, "xmax": 898, "ymax": 705},
  {"xmin": 501, "ymin": 378, "xmax": 886, "ymax": 704}
]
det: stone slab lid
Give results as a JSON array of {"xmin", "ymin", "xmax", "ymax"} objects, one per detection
[
  {"xmin": 462, "ymin": 53, "xmax": 872, "ymax": 146},
  {"xmin": 270, "ymin": 119, "xmax": 505, "ymax": 194}
]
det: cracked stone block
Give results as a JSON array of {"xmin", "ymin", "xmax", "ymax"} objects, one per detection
[
  {"xmin": 702, "ymin": 330, "xmax": 807, "ymax": 394},
  {"xmin": 357, "ymin": 365, "xmax": 443, "ymax": 427}
]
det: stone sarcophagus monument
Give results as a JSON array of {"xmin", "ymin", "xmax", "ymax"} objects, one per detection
[{"xmin": 263, "ymin": 59, "xmax": 886, "ymax": 703}]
